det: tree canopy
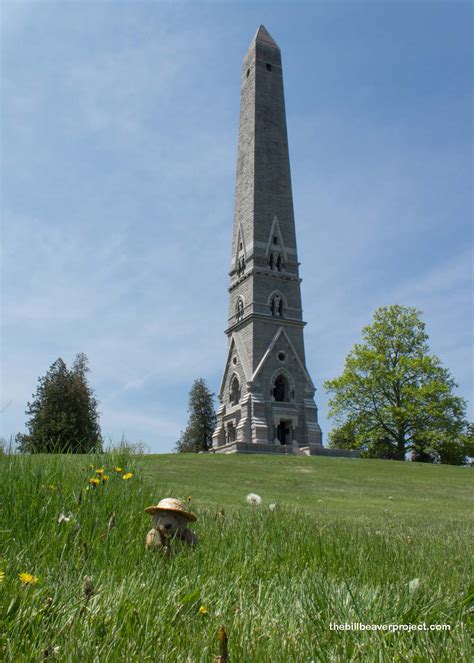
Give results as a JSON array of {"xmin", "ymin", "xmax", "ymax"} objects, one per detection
[
  {"xmin": 17, "ymin": 353, "xmax": 102, "ymax": 453},
  {"xmin": 324, "ymin": 305, "xmax": 467, "ymax": 462},
  {"xmin": 327, "ymin": 420, "xmax": 358, "ymax": 451},
  {"xmin": 175, "ymin": 378, "xmax": 216, "ymax": 453}
]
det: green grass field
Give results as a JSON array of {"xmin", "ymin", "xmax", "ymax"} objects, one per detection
[{"xmin": 1, "ymin": 452, "xmax": 472, "ymax": 662}]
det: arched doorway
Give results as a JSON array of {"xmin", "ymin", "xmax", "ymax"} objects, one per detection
[{"xmin": 276, "ymin": 420, "xmax": 291, "ymax": 445}]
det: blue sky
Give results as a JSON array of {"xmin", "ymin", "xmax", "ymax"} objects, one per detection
[{"xmin": 1, "ymin": 0, "xmax": 472, "ymax": 452}]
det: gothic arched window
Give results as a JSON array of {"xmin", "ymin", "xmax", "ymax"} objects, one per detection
[
  {"xmin": 276, "ymin": 254, "xmax": 282, "ymax": 271},
  {"xmin": 230, "ymin": 376, "xmax": 240, "ymax": 405},
  {"xmin": 236, "ymin": 297, "xmax": 244, "ymax": 321},
  {"xmin": 273, "ymin": 374, "xmax": 288, "ymax": 402}
]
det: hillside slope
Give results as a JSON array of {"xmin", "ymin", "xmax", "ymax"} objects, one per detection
[{"xmin": 144, "ymin": 453, "xmax": 472, "ymax": 526}]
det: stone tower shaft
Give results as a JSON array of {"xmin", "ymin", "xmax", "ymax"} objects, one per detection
[
  {"xmin": 232, "ymin": 25, "xmax": 298, "ymax": 268},
  {"xmin": 213, "ymin": 26, "xmax": 322, "ymax": 454}
]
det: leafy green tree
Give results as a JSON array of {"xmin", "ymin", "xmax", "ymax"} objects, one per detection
[
  {"xmin": 324, "ymin": 305, "xmax": 467, "ymax": 462},
  {"xmin": 461, "ymin": 423, "xmax": 474, "ymax": 458},
  {"xmin": 364, "ymin": 436, "xmax": 401, "ymax": 460},
  {"xmin": 17, "ymin": 353, "xmax": 102, "ymax": 453},
  {"xmin": 329, "ymin": 422, "xmax": 402, "ymax": 459},
  {"xmin": 175, "ymin": 378, "xmax": 216, "ymax": 453},
  {"xmin": 412, "ymin": 425, "xmax": 473, "ymax": 465},
  {"xmin": 430, "ymin": 434, "xmax": 468, "ymax": 466},
  {"xmin": 327, "ymin": 420, "xmax": 358, "ymax": 450}
]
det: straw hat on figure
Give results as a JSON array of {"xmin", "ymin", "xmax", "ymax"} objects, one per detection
[{"xmin": 145, "ymin": 498, "xmax": 198, "ymax": 550}]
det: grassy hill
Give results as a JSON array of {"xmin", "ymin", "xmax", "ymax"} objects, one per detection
[
  {"xmin": 1, "ymin": 452, "xmax": 472, "ymax": 661},
  {"xmin": 145, "ymin": 453, "xmax": 472, "ymax": 526}
]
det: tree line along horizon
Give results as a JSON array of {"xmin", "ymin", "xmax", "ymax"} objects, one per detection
[{"xmin": 8, "ymin": 305, "xmax": 473, "ymax": 465}]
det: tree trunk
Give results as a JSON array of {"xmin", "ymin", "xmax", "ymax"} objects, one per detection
[{"xmin": 396, "ymin": 429, "xmax": 406, "ymax": 460}]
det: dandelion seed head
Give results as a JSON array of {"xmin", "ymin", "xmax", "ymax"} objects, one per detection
[{"xmin": 246, "ymin": 493, "xmax": 262, "ymax": 506}]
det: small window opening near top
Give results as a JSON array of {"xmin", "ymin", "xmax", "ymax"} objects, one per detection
[
  {"xmin": 239, "ymin": 241, "xmax": 243, "ymax": 250},
  {"xmin": 273, "ymin": 236, "xmax": 278, "ymax": 244},
  {"xmin": 246, "ymin": 68, "xmax": 250, "ymax": 78},
  {"xmin": 266, "ymin": 63, "xmax": 272, "ymax": 71}
]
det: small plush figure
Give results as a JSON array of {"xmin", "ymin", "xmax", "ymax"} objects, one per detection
[{"xmin": 144, "ymin": 498, "xmax": 198, "ymax": 551}]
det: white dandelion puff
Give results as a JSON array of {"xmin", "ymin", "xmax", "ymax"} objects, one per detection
[
  {"xmin": 246, "ymin": 493, "xmax": 262, "ymax": 506},
  {"xmin": 269, "ymin": 503, "xmax": 276, "ymax": 511},
  {"xmin": 58, "ymin": 512, "xmax": 78, "ymax": 528},
  {"xmin": 58, "ymin": 513, "xmax": 71, "ymax": 524}
]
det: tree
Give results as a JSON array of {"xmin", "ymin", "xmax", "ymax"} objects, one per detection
[
  {"xmin": 329, "ymin": 421, "xmax": 400, "ymax": 459},
  {"xmin": 327, "ymin": 420, "xmax": 358, "ymax": 450},
  {"xmin": 461, "ymin": 423, "xmax": 474, "ymax": 458},
  {"xmin": 324, "ymin": 305, "xmax": 467, "ymax": 462},
  {"xmin": 429, "ymin": 434, "xmax": 467, "ymax": 466},
  {"xmin": 411, "ymin": 423, "xmax": 473, "ymax": 465},
  {"xmin": 175, "ymin": 379, "xmax": 216, "ymax": 453},
  {"xmin": 17, "ymin": 353, "xmax": 102, "ymax": 453}
]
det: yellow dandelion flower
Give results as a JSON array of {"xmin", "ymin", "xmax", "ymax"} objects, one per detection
[
  {"xmin": 199, "ymin": 605, "xmax": 208, "ymax": 615},
  {"xmin": 102, "ymin": 475, "xmax": 110, "ymax": 482},
  {"xmin": 48, "ymin": 485, "xmax": 57, "ymax": 491},
  {"xmin": 19, "ymin": 572, "xmax": 38, "ymax": 585},
  {"xmin": 95, "ymin": 468, "xmax": 105, "ymax": 475},
  {"xmin": 114, "ymin": 467, "xmax": 123, "ymax": 473},
  {"xmin": 122, "ymin": 473, "xmax": 133, "ymax": 481},
  {"xmin": 0, "ymin": 571, "xmax": 5, "ymax": 583},
  {"xmin": 89, "ymin": 477, "xmax": 100, "ymax": 487},
  {"xmin": 187, "ymin": 496, "xmax": 192, "ymax": 502}
]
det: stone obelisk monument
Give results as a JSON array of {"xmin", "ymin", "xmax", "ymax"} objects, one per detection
[{"xmin": 213, "ymin": 25, "xmax": 323, "ymax": 454}]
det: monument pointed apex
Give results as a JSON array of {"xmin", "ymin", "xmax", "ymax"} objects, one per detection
[{"xmin": 254, "ymin": 24, "xmax": 279, "ymax": 49}]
